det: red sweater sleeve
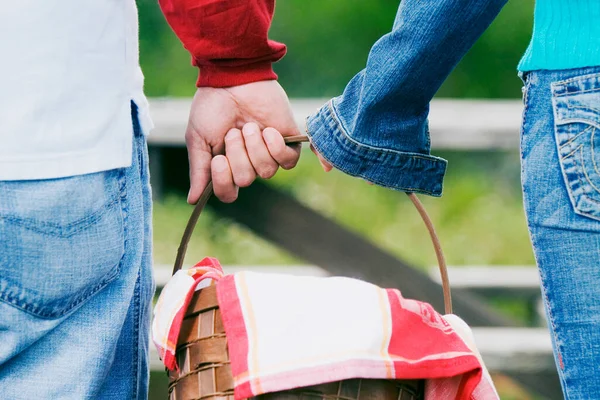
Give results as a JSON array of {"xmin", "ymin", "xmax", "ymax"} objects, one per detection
[{"xmin": 158, "ymin": 0, "xmax": 286, "ymax": 87}]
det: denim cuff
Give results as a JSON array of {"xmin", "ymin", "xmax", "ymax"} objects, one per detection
[{"xmin": 306, "ymin": 100, "xmax": 447, "ymax": 197}]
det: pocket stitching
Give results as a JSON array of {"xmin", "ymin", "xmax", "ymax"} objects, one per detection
[
  {"xmin": 561, "ymin": 136, "xmax": 600, "ymax": 200},
  {"xmin": 576, "ymin": 146, "xmax": 600, "ymax": 196},
  {"xmin": 560, "ymin": 144, "xmax": 600, "ymax": 218},
  {"xmin": 554, "ymin": 111, "xmax": 600, "ymax": 219},
  {"xmin": 0, "ymin": 169, "xmax": 128, "ymax": 319},
  {"xmin": 592, "ymin": 127, "xmax": 600, "ymax": 178},
  {"xmin": 566, "ymin": 103, "xmax": 600, "ymax": 117},
  {"xmin": 557, "ymin": 87, "xmax": 600, "ymax": 97},
  {"xmin": 0, "ymin": 264, "xmax": 121, "ymax": 319},
  {"xmin": 559, "ymin": 126, "xmax": 592, "ymax": 149},
  {"xmin": 552, "ymin": 72, "xmax": 600, "ymax": 91},
  {"xmin": 562, "ymin": 143, "xmax": 582, "ymax": 160},
  {"xmin": 0, "ymin": 193, "xmax": 121, "ymax": 238}
]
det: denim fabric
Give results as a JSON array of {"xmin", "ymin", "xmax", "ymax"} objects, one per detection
[
  {"xmin": 306, "ymin": 0, "xmax": 507, "ymax": 196},
  {"xmin": 0, "ymin": 102, "xmax": 154, "ymax": 399},
  {"xmin": 521, "ymin": 67, "xmax": 600, "ymax": 398}
]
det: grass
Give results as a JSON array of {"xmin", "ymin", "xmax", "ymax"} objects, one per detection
[{"xmin": 153, "ymin": 149, "xmax": 535, "ymax": 269}]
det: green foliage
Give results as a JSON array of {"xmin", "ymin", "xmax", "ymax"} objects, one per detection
[
  {"xmin": 138, "ymin": 0, "xmax": 198, "ymax": 96},
  {"xmin": 437, "ymin": 0, "xmax": 535, "ymax": 98},
  {"xmin": 138, "ymin": 0, "xmax": 535, "ymax": 98},
  {"xmin": 153, "ymin": 149, "xmax": 534, "ymax": 268}
]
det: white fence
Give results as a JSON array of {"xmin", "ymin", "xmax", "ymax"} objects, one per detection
[{"xmin": 147, "ymin": 98, "xmax": 524, "ymax": 150}]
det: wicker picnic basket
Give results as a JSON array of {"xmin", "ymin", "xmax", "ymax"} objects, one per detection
[{"xmin": 167, "ymin": 135, "xmax": 452, "ymax": 400}]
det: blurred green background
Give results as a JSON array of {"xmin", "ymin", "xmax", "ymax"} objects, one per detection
[
  {"xmin": 142, "ymin": 2, "xmax": 540, "ymax": 398},
  {"xmin": 142, "ymin": 0, "xmax": 538, "ymax": 270},
  {"xmin": 139, "ymin": 0, "xmax": 535, "ymax": 99}
]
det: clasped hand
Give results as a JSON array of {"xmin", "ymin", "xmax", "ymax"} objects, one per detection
[
  {"xmin": 185, "ymin": 80, "xmax": 304, "ymax": 204},
  {"xmin": 186, "ymin": 80, "xmax": 334, "ymax": 204}
]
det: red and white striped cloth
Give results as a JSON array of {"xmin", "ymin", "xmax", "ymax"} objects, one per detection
[
  {"xmin": 152, "ymin": 257, "xmax": 224, "ymax": 371},
  {"xmin": 153, "ymin": 258, "xmax": 498, "ymax": 399}
]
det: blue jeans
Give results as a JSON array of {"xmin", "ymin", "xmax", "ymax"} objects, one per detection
[
  {"xmin": 521, "ymin": 67, "xmax": 600, "ymax": 398},
  {"xmin": 0, "ymin": 103, "xmax": 154, "ymax": 399}
]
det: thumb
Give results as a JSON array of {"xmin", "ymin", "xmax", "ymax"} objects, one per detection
[
  {"xmin": 186, "ymin": 132, "xmax": 213, "ymax": 205},
  {"xmin": 310, "ymin": 143, "xmax": 333, "ymax": 172}
]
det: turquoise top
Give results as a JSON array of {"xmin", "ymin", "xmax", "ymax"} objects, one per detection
[{"xmin": 518, "ymin": 0, "xmax": 600, "ymax": 71}]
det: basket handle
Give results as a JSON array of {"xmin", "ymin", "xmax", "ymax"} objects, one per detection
[{"xmin": 172, "ymin": 135, "xmax": 452, "ymax": 314}]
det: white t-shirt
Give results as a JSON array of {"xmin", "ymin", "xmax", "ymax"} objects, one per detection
[{"xmin": 0, "ymin": 0, "xmax": 153, "ymax": 180}]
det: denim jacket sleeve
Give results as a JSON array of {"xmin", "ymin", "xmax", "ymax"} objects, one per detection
[{"xmin": 306, "ymin": 0, "xmax": 507, "ymax": 196}]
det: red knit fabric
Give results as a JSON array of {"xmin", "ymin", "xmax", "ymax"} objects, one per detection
[{"xmin": 158, "ymin": 0, "xmax": 286, "ymax": 87}]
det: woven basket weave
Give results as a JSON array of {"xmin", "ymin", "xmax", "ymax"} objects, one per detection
[
  {"xmin": 167, "ymin": 286, "xmax": 424, "ymax": 400},
  {"xmin": 167, "ymin": 135, "xmax": 451, "ymax": 400}
]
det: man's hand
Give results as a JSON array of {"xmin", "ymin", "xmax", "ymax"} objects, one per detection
[{"xmin": 185, "ymin": 80, "xmax": 301, "ymax": 204}]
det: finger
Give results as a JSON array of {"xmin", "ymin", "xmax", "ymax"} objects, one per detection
[
  {"xmin": 263, "ymin": 127, "xmax": 301, "ymax": 170},
  {"xmin": 224, "ymin": 128, "xmax": 256, "ymax": 188},
  {"xmin": 186, "ymin": 128, "xmax": 213, "ymax": 204},
  {"xmin": 242, "ymin": 122, "xmax": 279, "ymax": 179},
  {"xmin": 211, "ymin": 155, "xmax": 238, "ymax": 203},
  {"xmin": 310, "ymin": 144, "xmax": 334, "ymax": 172}
]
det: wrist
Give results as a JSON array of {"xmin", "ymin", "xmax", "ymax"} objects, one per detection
[{"xmin": 196, "ymin": 61, "xmax": 278, "ymax": 88}]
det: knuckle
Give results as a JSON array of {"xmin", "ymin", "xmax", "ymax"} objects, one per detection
[
  {"xmin": 269, "ymin": 144, "xmax": 285, "ymax": 159},
  {"xmin": 282, "ymin": 158, "xmax": 299, "ymax": 170},
  {"xmin": 235, "ymin": 174, "xmax": 255, "ymax": 188},
  {"xmin": 258, "ymin": 165, "xmax": 278, "ymax": 179},
  {"xmin": 214, "ymin": 187, "xmax": 237, "ymax": 203},
  {"xmin": 242, "ymin": 122, "xmax": 260, "ymax": 136},
  {"xmin": 225, "ymin": 129, "xmax": 242, "ymax": 143},
  {"xmin": 185, "ymin": 130, "xmax": 197, "ymax": 146},
  {"xmin": 275, "ymin": 150, "xmax": 299, "ymax": 169},
  {"xmin": 220, "ymin": 194, "xmax": 237, "ymax": 203}
]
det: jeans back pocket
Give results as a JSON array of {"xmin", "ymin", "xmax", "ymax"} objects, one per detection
[
  {"xmin": 552, "ymin": 73, "xmax": 600, "ymax": 221},
  {"xmin": 0, "ymin": 169, "xmax": 126, "ymax": 319}
]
